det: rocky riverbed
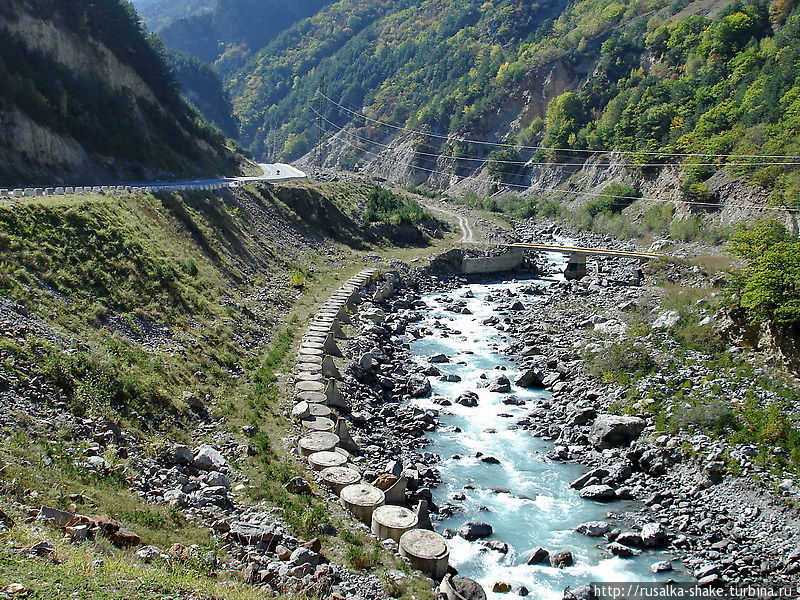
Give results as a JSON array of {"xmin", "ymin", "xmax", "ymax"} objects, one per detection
[{"xmin": 332, "ymin": 227, "xmax": 800, "ymax": 597}]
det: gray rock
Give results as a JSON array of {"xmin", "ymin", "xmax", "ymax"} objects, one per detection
[
  {"xmin": 228, "ymin": 521, "xmax": 284, "ymax": 545},
  {"xmin": 408, "ymin": 374, "xmax": 432, "ymax": 398},
  {"xmin": 458, "ymin": 521, "xmax": 493, "ymax": 541},
  {"xmin": 590, "ymin": 415, "xmax": 646, "ymax": 450},
  {"xmin": 550, "ymin": 550, "xmax": 574, "ymax": 568},
  {"xmin": 640, "ymin": 522, "xmax": 668, "ymax": 547},
  {"xmin": 575, "ymin": 521, "xmax": 611, "ymax": 537},
  {"xmin": 563, "ymin": 585, "xmax": 596, "ymax": 600},
  {"xmin": 579, "ymin": 485, "xmax": 616, "ymax": 501},
  {"xmin": 429, "ymin": 353, "xmax": 450, "ymax": 363},
  {"xmin": 526, "ymin": 547, "xmax": 549, "ymax": 565},
  {"xmin": 456, "ymin": 391, "xmax": 479, "ymax": 407},
  {"xmin": 285, "ymin": 477, "xmax": 312, "ymax": 495},
  {"xmin": 607, "ymin": 542, "xmax": 638, "ymax": 557},
  {"xmin": 170, "ymin": 445, "xmax": 193, "ymax": 464},
  {"xmin": 653, "ymin": 310, "xmax": 681, "ymax": 329},
  {"xmin": 488, "ymin": 375, "xmax": 511, "ymax": 393},
  {"xmin": 289, "ymin": 547, "xmax": 321, "ymax": 568},
  {"xmin": 193, "ymin": 445, "xmax": 226, "ymax": 471},
  {"xmin": 516, "ymin": 368, "xmax": 545, "ymax": 388},
  {"xmin": 651, "ymin": 561, "xmax": 673, "ymax": 573}
]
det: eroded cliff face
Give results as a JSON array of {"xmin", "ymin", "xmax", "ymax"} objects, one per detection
[{"xmin": 0, "ymin": 0, "xmax": 242, "ymax": 186}]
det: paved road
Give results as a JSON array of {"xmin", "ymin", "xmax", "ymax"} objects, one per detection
[
  {"xmin": 0, "ymin": 163, "xmax": 307, "ymax": 198},
  {"xmin": 423, "ymin": 203, "xmax": 474, "ymax": 242}
]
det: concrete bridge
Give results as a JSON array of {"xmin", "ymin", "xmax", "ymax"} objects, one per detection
[{"xmin": 459, "ymin": 241, "xmax": 664, "ymax": 279}]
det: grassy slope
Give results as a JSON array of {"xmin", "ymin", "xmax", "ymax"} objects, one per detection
[{"xmin": 0, "ymin": 181, "xmax": 448, "ymax": 600}]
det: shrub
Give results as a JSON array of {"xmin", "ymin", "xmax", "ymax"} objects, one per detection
[
  {"xmin": 585, "ymin": 340, "xmax": 656, "ymax": 382},
  {"xmin": 585, "ymin": 182, "xmax": 640, "ymax": 216},
  {"xmin": 362, "ymin": 187, "xmax": 427, "ymax": 226}
]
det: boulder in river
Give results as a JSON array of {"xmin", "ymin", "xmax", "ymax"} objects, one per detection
[
  {"xmin": 456, "ymin": 391, "xmax": 479, "ymax": 407},
  {"xmin": 550, "ymin": 550, "xmax": 574, "ymax": 568},
  {"xmin": 563, "ymin": 585, "xmax": 596, "ymax": 600},
  {"xmin": 590, "ymin": 415, "xmax": 646, "ymax": 449},
  {"xmin": 526, "ymin": 547, "xmax": 549, "ymax": 565},
  {"xmin": 458, "ymin": 521, "xmax": 493, "ymax": 540},
  {"xmin": 607, "ymin": 542, "xmax": 639, "ymax": 557},
  {"xmin": 407, "ymin": 374, "xmax": 432, "ymax": 398},
  {"xmin": 578, "ymin": 485, "xmax": 617, "ymax": 502},
  {"xmin": 640, "ymin": 522, "xmax": 668, "ymax": 547},
  {"xmin": 488, "ymin": 375, "xmax": 511, "ymax": 393},
  {"xmin": 575, "ymin": 521, "xmax": 611, "ymax": 537}
]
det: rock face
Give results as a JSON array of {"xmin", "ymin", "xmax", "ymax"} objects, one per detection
[
  {"xmin": 589, "ymin": 415, "xmax": 646, "ymax": 449},
  {"xmin": 458, "ymin": 521, "xmax": 493, "ymax": 541}
]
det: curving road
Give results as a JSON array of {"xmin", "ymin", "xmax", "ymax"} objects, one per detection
[
  {"xmin": 423, "ymin": 203, "xmax": 474, "ymax": 242},
  {"xmin": 0, "ymin": 163, "xmax": 307, "ymax": 198}
]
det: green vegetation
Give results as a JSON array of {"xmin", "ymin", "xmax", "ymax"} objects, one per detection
[
  {"xmin": 593, "ymin": 274, "xmax": 800, "ymax": 478},
  {"xmin": 362, "ymin": 186, "xmax": 429, "ymax": 226},
  {"xmin": 728, "ymin": 220, "xmax": 800, "ymax": 324}
]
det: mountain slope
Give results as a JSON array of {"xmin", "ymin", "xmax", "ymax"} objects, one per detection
[
  {"xmin": 0, "ymin": 0, "xmax": 244, "ymax": 186},
  {"xmin": 138, "ymin": 0, "xmax": 217, "ymax": 32},
  {"xmin": 159, "ymin": 0, "xmax": 336, "ymax": 67}
]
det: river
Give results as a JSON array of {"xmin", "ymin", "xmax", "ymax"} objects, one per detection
[{"xmin": 406, "ymin": 252, "xmax": 686, "ymax": 598}]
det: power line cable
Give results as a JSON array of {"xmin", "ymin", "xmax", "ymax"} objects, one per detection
[
  {"xmin": 316, "ymin": 121, "xmax": 800, "ymax": 213},
  {"xmin": 320, "ymin": 91, "xmax": 800, "ymax": 161},
  {"xmin": 311, "ymin": 108, "xmax": 800, "ymax": 168}
]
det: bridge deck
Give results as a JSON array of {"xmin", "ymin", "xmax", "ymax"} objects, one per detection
[
  {"xmin": 460, "ymin": 240, "xmax": 663, "ymax": 260},
  {"xmin": 505, "ymin": 242, "xmax": 663, "ymax": 259}
]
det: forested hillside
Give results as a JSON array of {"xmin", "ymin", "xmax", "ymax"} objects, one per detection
[
  {"xmin": 0, "ymin": 0, "xmax": 243, "ymax": 185},
  {"xmin": 149, "ymin": 0, "xmax": 800, "ymax": 205}
]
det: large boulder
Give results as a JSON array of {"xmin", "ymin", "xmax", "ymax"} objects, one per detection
[
  {"xmin": 579, "ymin": 485, "xmax": 617, "ymax": 502},
  {"xmin": 653, "ymin": 310, "xmax": 681, "ymax": 329},
  {"xmin": 488, "ymin": 375, "xmax": 511, "ymax": 393},
  {"xmin": 407, "ymin": 374, "xmax": 432, "ymax": 398},
  {"xmin": 640, "ymin": 522, "xmax": 668, "ymax": 547},
  {"xmin": 516, "ymin": 368, "xmax": 545, "ymax": 388},
  {"xmin": 575, "ymin": 521, "xmax": 611, "ymax": 537},
  {"xmin": 458, "ymin": 521, "xmax": 493, "ymax": 541},
  {"xmin": 456, "ymin": 391, "xmax": 479, "ymax": 407},
  {"xmin": 590, "ymin": 415, "xmax": 646, "ymax": 450},
  {"xmin": 227, "ymin": 521, "xmax": 284, "ymax": 545},
  {"xmin": 550, "ymin": 550, "xmax": 574, "ymax": 568},
  {"xmin": 192, "ymin": 445, "xmax": 226, "ymax": 470}
]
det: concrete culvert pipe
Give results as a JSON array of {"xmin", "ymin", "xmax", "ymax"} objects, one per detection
[
  {"xmin": 340, "ymin": 483, "xmax": 385, "ymax": 525},
  {"xmin": 319, "ymin": 466, "xmax": 361, "ymax": 495},
  {"xmin": 308, "ymin": 450, "xmax": 347, "ymax": 471},
  {"xmin": 298, "ymin": 431, "xmax": 339, "ymax": 457},
  {"xmin": 295, "ymin": 391, "xmax": 327, "ymax": 405},
  {"xmin": 399, "ymin": 529, "xmax": 450, "ymax": 580},
  {"xmin": 371, "ymin": 505, "xmax": 419, "ymax": 542},
  {"xmin": 295, "ymin": 380, "xmax": 325, "ymax": 394},
  {"xmin": 301, "ymin": 415, "xmax": 335, "ymax": 432}
]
